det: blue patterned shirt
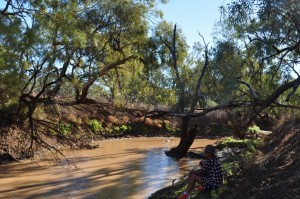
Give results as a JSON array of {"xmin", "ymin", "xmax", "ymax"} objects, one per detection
[{"xmin": 196, "ymin": 156, "xmax": 223, "ymax": 190}]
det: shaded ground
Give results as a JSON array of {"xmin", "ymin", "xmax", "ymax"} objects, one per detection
[
  {"xmin": 2, "ymin": 101, "xmax": 299, "ymax": 199},
  {"xmin": 149, "ymin": 115, "xmax": 300, "ymax": 199},
  {"xmin": 221, "ymin": 117, "xmax": 300, "ymax": 199}
]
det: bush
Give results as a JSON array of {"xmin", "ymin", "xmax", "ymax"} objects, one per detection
[
  {"xmin": 120, "ymin": 124, "xmax": 132, "ymax": 132},
  {"xmin": 87, "ymin": 119, "xmax": 102, "ymax": 133},
  {"xmin": 113, "ymin": 125, "xmax": 131, "ymax": 134},
  {"xmin": 247, "ymin": 125, "xmax": 260, "ymax": 133},
  {"xmin": 58, "ymin": 122, "xmax": 72, "ymax": 135},
  {"xmin": 216, "ymin": 136, "xmax": 262, "ymax": 152}
]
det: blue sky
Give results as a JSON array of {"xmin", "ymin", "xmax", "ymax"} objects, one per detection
[
  {"xmin": 156, "ymin": 0, "xmax": 230, "ymax": 47},
  {"xmin": 0, "ymin": 0, "xmax": 228, "ymax": 47}
]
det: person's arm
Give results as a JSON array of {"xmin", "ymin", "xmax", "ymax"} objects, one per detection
[{"xmin": 199, "ymin": 160, "xmax": 206, "ymax": 167}]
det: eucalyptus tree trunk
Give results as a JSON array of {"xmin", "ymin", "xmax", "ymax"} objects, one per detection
[
  {"xmin": 165, "ymin": 32, "xmax": 209, "ymax": 158},
  {"xmin": 74, "ymin": 55, "xmax": 136, "ymax": 104}
]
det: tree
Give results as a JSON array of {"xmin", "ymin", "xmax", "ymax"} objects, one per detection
[
  {"xmin": 0, "ymin": 0, "xmax": 33, "ymax": 113},
  {"xmin": 165, "ymin": 33, "xmax": 210, "ymax": 157},
  {"xmin": 0, "ymin": 0, "xmax": 170, "ymax": 156},
  {"xmin": 68, "ymin": 0, "xmax": 152, "ymax": 103},
  {"xmin": 156, "ymin": 0, "xmax": 300, "ymax": 157},
  {"xmin": 149, "ymin": 22, "xmax": 210, "ymax": 157},
  {"xmin": 221, "ymin": 0, "xmax": 300, "ymax": 111}
]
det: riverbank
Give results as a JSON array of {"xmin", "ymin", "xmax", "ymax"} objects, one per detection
[
  {"xmin": 0, "ymin": 101, "xmax": 178, "ymax": 164},
  {"xmin": 0, "ymin": 137, "xmax": 222, "ymax": 199},
  {"xmin": 2, "ymin": 101, "xmax": 299, "ymax": 198},
  {"xmin": 149, "ymin": 136, "xmax": 263, "ymax": 199},
  {"xmin": 1, "ymin": 100, "xmax": 232, "ymax": 165},
  {"xmin": 149, "ymin": 116, "xmax": 300, "ymax": 199}
]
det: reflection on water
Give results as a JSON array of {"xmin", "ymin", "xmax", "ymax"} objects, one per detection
[{"xmin": 0, "ymin": 137, "xmax": 219, "ymax": 199}]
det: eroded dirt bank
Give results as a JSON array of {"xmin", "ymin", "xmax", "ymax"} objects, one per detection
[
  {"xmin": 149, "ymin": 116, "xmax": 300, "ymax": 199},
  {"xmin": 221, "ymin": 117, "xmax": 300, "ymax": 199}
]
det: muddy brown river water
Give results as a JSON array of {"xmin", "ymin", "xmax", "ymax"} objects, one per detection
[{"xmin": 0, "ymin": 137, "xmax": 220, "ymax": 199}]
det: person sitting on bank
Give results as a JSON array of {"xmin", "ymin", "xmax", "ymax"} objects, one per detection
[{"xmin": 178, "ymin": 145, "xmax": 223, "ymax": 199}]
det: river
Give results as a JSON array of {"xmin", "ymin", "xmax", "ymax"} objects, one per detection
[{"xmin": 0, "ymin": 137, "xmax": 220, "ymax": 199}]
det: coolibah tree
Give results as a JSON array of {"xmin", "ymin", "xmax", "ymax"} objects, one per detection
[
  {"xmin": 0, "ymin": 0, "xmax": 169, "ymax": 156},
  {"xmin": 1, "ymin": 0, "xmax": 300, "ymax": 159},
  {"xmin": 153, "ymin": 0, "xmax": 300, "ymax": 158},
  {"xmin": 162, "ymin": 24, "xmax": 210, "ymax": 157}
]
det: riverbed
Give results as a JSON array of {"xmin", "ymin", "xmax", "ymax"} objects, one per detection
[{"xmin": 0, "ymin": 137, "xmax": 220, "ymax": 199}]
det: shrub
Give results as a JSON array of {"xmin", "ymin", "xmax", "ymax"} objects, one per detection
[
  {"xmin": 120, "ymin": 124, "xmax": 131, "ymax": 132},
  {"xmin": 217, "ymin": 136, "xmax": 262, "ymax": 152},
  {"xmin": 58, "ymin": 122, "xmax": 72, "ymax": 135},
  {"xmin": 87, "ymin": 119, "xmax": 102, "ymax": 133},
  {"xmin": 164, "ymin": 122, "xmax": 179, "ymax": 134},
  {"xmin": 247, "ymin": 125, "xmax": 260, "ymax": 136}
]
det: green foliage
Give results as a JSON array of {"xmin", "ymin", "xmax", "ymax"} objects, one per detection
[
  {"xmin": 219, "ymin": 0, "xmax": 300, "ymax": 105},
  {"xmin": 120, "ymin": 124, "xmax": 131, "ymax": 132},
  {"xmin": 0, "ymin": 44, "xmax": 25, "ymax": 111},
  {"xmin": 164, "ymin": 122, "xmax": 179, "ymax": 134},
  {"xmin": 211, "ymin": 186, "xmax": 226, "ymax": 199},
  {"xmin": 113, "ymin": 126, "xmax": 120, "ymax": 132},
  {"xmin": 87, "ymin": 119, "xmax": 103, "ymax": 133},
  {"xmin": 207, "ymin": 41, "xmax": 245, "ymax": 104},
  {"xmin": 113, "ymin": 125, "xmax": 131, "ymax": 134},
  {"xmin": 50, "ymin": 129, "xmax": 57, "ymax": 136},
  {"xmin": 217, "ymin": 137, "xmax": 262, "ymax": 152},
  {"xmin": 58, "ymin": 122, "xmax": 72, "ymax": 135},
  {"xmin": 103, "ymin": 125, "xmax": 132, "ymax": 136},
  {"xmin": 104, "ymin": 127, "xmax": 113, "ymax": 135},
  {"xmin": 247, "ymin": 125, "xmax": 260, "ymax": 134}
]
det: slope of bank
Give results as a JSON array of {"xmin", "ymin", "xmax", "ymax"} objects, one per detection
[
  {"xmin": 149, "ymin": 115, "xmax": 300, "ymax": 199},
  {"xmin": 221, "ymin": 116, "xmax": 300, "ymax": 199},
  {"xmin": 0, "ymin": 101, "xmax": 180, "ymax": 164}
]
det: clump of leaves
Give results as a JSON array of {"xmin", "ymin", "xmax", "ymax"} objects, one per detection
[
  {"xmin": 58, "ymin": 122, "xmax": 72, "ymax": 135},
  {"xmin": 119, "ymin": 124, "xmax": 132, "ymax": 132},
  {"xmin": 163, "ymin": 122, "xmax": 179, "ymax": 135},
  {"xmin": 104, "ymin": 127, "xmax": 113, "ymax": 135},
  {"xmin": 217, "ymin": 136, "xmax": 262, "ymax": 152},
  {"xmin": 113, "ymin": 125, "xmax": 131, "ymax": 134},
  {"xmin": 87, "ymin": 119, "xmax": 102, "ymax": 133},
  {"xmin": 247, "ymin": 125, "xmax": 260, "ymax": 133},
  {"xmin": 102, "ymin": 125, "xmax": 132, "ymax": 136}
]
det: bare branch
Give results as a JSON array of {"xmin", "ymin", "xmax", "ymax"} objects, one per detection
[
  {"xmin": 291, "ymin": 63, "xmax": 300, "ymax": 77},
  {"xmin": 189, "ymin": 33, "xmax": 209, "ymax": 112},
  {"xmin": 0, "ymin": 0, "xmax": 11, "ymax": 15},
  {"xmin": 271, "ymin": 101, "xmax": 300, "ymax": 109},
  {"xmin": 286, "ymin": 83, "xmax": 300, "ymax": 102},
  {"xmin": 160, "ymin": 24, "xmax": 180, "ymax": 80},
  {"xmin": 237, "ymin": 80, "xmax": 259, "ymax": 100}
]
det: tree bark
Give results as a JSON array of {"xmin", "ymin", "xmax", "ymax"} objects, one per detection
[
  {"xmin": 165, "ymin": 118, "xmax": 198, "ymax": 157},
  {"xmin": 75, "ymin": 55, "xmax": 136, "ymax": 104},
  {"xmin": 165, "ymin": 33, "xmax": 209, "ymax": 158}
]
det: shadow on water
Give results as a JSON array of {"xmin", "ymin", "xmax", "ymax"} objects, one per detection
[{"xmin": 0, "ymin": 137, "xmax": 220, "ymax": 199}]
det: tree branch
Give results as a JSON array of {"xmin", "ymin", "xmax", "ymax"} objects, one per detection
[
  {"xmin": 189, "ymin": 33, "xmax": 209, "ymax": 112},
  {"xmin": 285, "ymin": 83, "xmax": 299, "ymax": 102},
  {"xmin": 237, "ymin": 80, "xmax": 259, "ymax": 100}
]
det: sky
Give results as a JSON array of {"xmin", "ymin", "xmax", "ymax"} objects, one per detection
[
  {"xmin": 0, "ymin": 0, "xmax": 228, "ymax": 47},
  {"xmin": 156, "ymin": 0, "xmax": 230, "ymax": 48},
  {"xmin": 157, "ymin": 0, "xmax": 300, "ymax": 76}
]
